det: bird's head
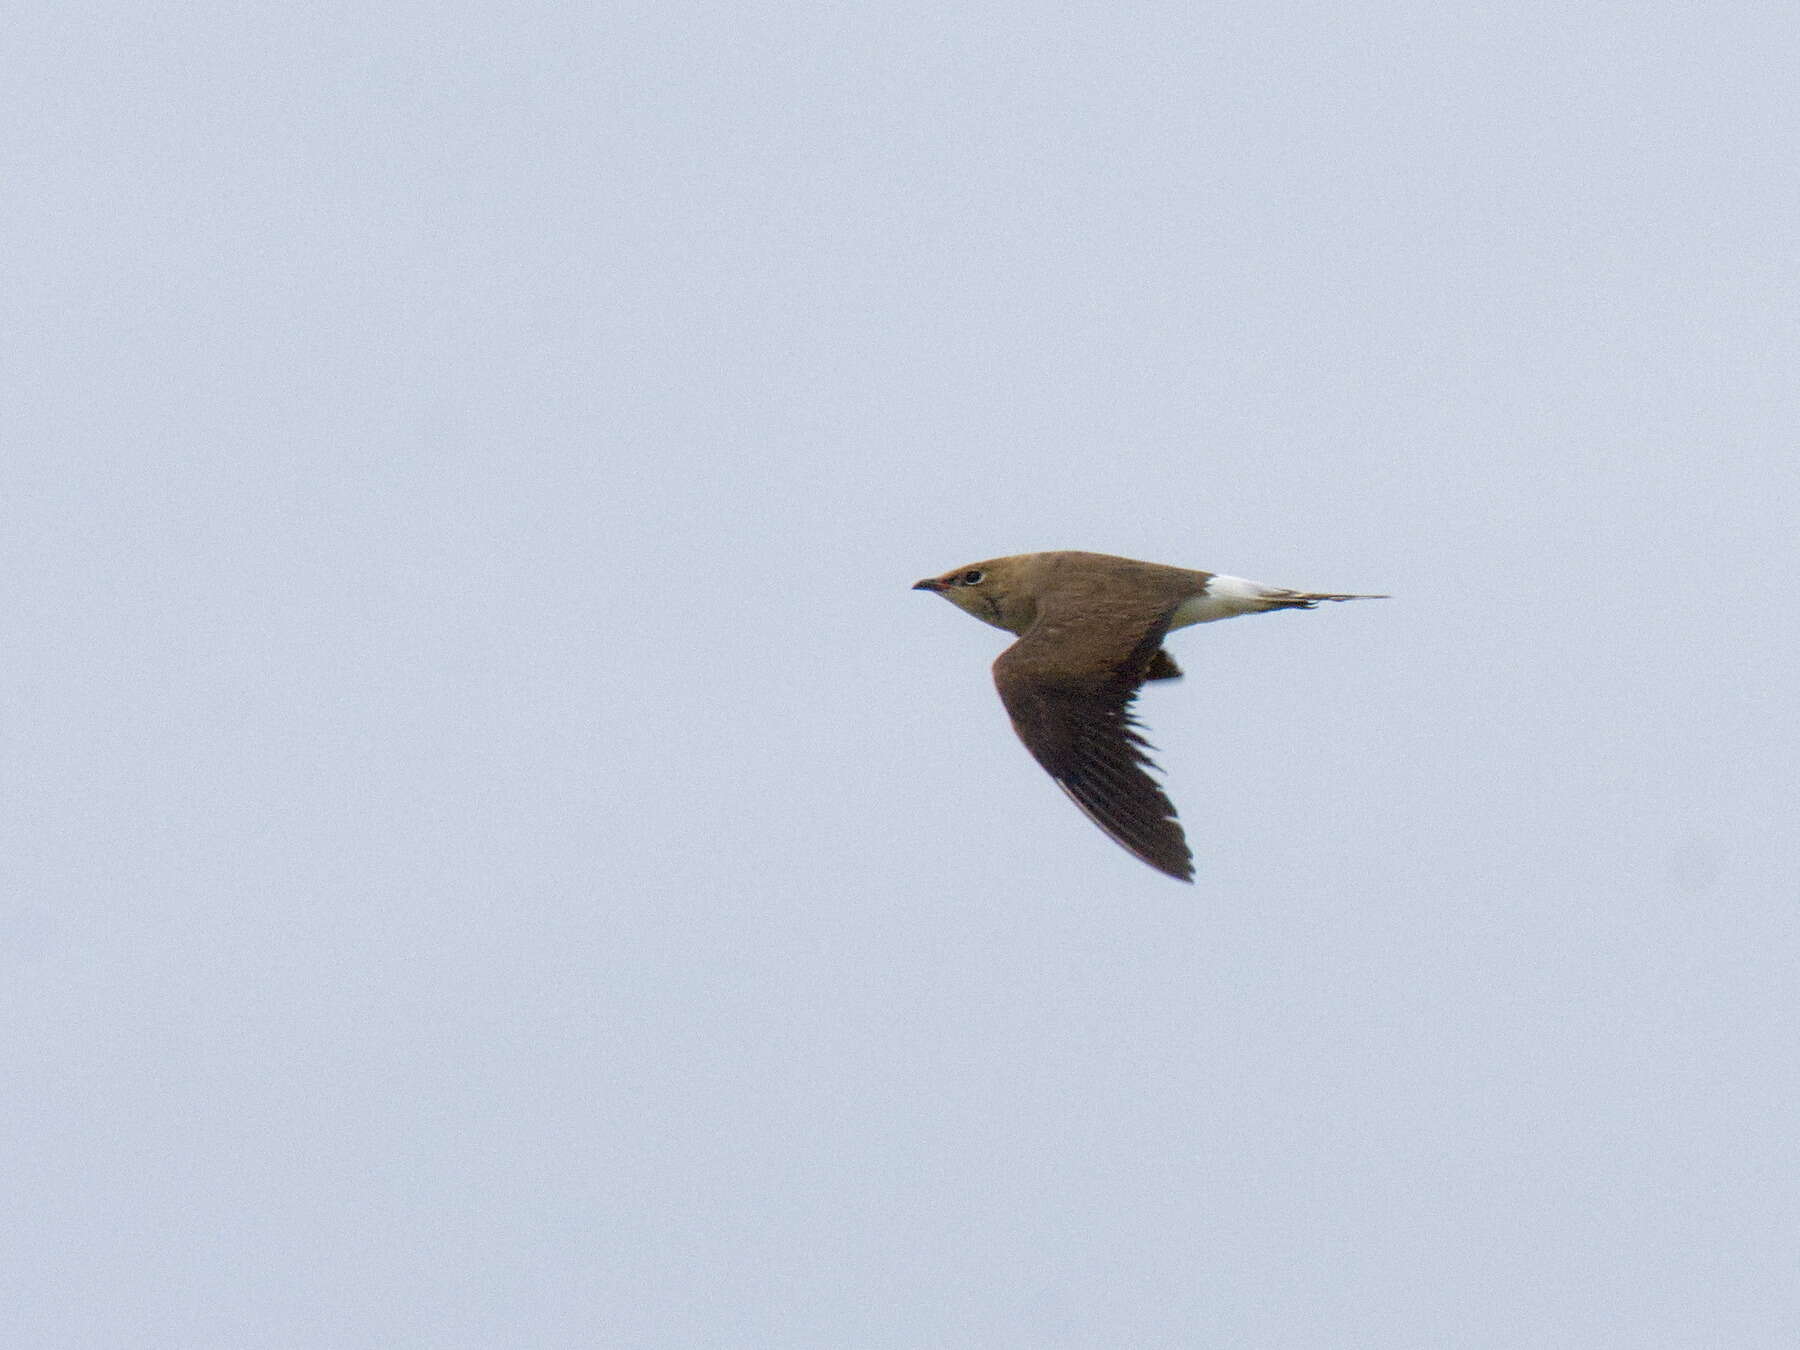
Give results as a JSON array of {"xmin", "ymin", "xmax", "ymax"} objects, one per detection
[{"xmin": 912, "ymin": 556, "xmax": 1038, "ymax": 633}]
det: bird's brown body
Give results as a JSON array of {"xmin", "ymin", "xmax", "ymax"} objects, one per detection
[{"xmin": 914, "ymin": 551, "xmax": 1383, "ymax": 881}]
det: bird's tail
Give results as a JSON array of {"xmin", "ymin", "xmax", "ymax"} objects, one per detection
[{"xmin": 1258, "ymin": 589, "xmax": 1388, "ymax": 610}]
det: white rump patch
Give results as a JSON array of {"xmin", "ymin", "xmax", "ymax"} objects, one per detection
[{"xmin": 1169, "ymin": 574, "xmax": 1275, "ymax": 628}]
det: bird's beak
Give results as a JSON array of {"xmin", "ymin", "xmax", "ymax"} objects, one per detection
[{"xmin": 912, "ymin": 578, "xmax": 944, "ymax": 592}]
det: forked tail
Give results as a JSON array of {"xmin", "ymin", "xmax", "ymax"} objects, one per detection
[{"xmin": 1260, "ymin": 589, "xmax": 1388, "ymax": 610}]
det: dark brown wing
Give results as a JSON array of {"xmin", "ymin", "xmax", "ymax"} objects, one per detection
[{"xmin": 992, "ymin": 604, "xmax": 1194, "ymax": 882}]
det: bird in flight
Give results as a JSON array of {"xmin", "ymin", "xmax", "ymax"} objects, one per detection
[{"xmin": 913, "ymin": 551, "xmax": 1384, "ymax": 881}]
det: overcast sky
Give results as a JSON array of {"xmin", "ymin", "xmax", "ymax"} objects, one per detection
[{"xmin": 7, "ymin": 3, "xmax": 1800, "ymax": 1346}]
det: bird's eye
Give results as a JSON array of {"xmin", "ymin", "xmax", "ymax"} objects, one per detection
[{"xmin": 960, "ymin": 569, "xmax": 985, "ymax": 585}]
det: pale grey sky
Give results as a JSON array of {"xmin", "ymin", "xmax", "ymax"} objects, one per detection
[{"xmin": 6, "ymin": 3, "xmax": 1799, "ymax": 1346}]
